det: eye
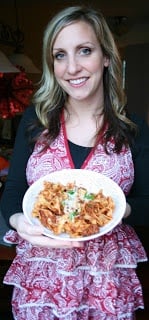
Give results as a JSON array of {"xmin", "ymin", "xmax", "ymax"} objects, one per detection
[
  {"xmin": 54, "ymin": 51, "xmax": 65, "ymax": 60},
  {"xmin": 80, "ymin": 47, "xmax": 92, "ymax": 56}
]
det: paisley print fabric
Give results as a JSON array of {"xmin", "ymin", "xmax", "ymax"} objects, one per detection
[
  {"xmin": 3, "ymin": 121, "xmax": 147, "ymax": 320},
  {"xmin": 26, "ymin": 122, "xmax": 134, "ymax": 195}
]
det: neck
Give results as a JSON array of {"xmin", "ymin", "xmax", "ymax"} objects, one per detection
[
  {"xmin": 64, "ymin": 101, "xmax": 104, "ymax": 148},
  {"xmin": 65, "ymin": 98, "xmax": 104, "ymax": 119}
]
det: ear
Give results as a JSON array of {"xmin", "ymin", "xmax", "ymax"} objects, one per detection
[{"xmin": 104, "ymin": 56, "xmax": 110, "ymax": 67}]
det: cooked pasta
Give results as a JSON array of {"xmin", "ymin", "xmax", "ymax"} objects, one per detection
[{"xmin": 32, "ymin": 181, "xmax": 115, "ymax": 238}]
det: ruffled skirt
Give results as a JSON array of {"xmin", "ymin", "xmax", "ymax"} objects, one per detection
[{"xmin": 3, "ymin": 224, "xmax": 147, "ymax": 320}]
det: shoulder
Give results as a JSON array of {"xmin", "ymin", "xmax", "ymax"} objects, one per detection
[
  {"xmin": 128, "ymin": 113, "xmax": 149, "ymax": 159},
  {"xmin": 18, "ymin": 104, "xmax": 41, "ymax": 138},
  {"xmin": 128, "ymin": 113, "xmax": 149, "ymax": 192},
  {"xmin": 21, "ymin": 104, "xmax": 38, "ymax": 123},
  {"xmin": 129, "ymin": 113, "xmax": 149, "ymax": 144},
  {"xmin": 12, "ymin": 105, "xmax": 42, "ymax": 149}
]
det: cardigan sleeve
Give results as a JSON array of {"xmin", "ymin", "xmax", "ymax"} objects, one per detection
[
  {"xmin": 126, "ymin": 114, "xmax": 149, "ymax": 226},
  {"xmin": 0, "ymin": 105, "xmax": 38, "ymax": 227}
]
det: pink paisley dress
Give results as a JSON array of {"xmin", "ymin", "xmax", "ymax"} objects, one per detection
[{"xmin": 3, "ymin": 119, "xmax": 147, "ymax": 320}]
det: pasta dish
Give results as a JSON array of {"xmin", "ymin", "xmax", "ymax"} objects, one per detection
[{"xmin": 32, "ymin": 181, "xmax": 115, "ymax": 238}]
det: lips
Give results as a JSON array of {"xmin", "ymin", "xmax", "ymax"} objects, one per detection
[{"xmin": 69, "ymin": 77, "xmax": 88, "ymax": 85}]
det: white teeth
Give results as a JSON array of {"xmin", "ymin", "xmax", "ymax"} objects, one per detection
[{"xmin": 69, "ymin": 78, "xmax": 87, "ymax": 85}]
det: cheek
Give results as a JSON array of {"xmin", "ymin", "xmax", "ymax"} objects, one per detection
[
  {"xmin": 96, "ymin": 61, "xmax": 107, "ymax": 76},
  {"xmin": 54, "ymin": 62, "xmax": 65, "ymax": 79},
  {"xmin": 87, "ymin": 57, "xmax": 105, "ymax": 74}
]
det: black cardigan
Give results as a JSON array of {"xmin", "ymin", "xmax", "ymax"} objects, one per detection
[
  {"xmin": 0, "ymin": 105, "xmax": 38, "ymax": 226},
  {"xmin": 126, "ymin": 113, "xmax": 149, "ymax": 225}
]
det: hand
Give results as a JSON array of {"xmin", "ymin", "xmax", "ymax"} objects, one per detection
[
  {"xmin": 9, "ymin": 213, "xmax": 84, "ymax": 249},
  {"xmin": 123, "ymin": 202, "xmax": 131, "ymax": 218}
]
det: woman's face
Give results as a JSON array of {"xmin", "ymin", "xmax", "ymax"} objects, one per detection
[{"xmin": 53, "ymin": 21, "xmax": 109, "ymax": 103}]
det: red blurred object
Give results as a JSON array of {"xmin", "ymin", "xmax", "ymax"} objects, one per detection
[
  {"xmin": 0, "ymin": 156, "xmax": 9, "ymax": 170},
  {"xmin": 0, "ymin": 68, "xmax": 34, "ymax": 118}
]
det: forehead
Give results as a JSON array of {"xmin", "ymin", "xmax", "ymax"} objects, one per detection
[{"xmin": 53, "ymin": 21, "xmax": 97, "ymax": 48}]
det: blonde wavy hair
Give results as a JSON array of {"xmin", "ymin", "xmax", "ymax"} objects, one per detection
[{"xmin": 32, "ymin": 6, "xmax": 135, "ymax": 151}]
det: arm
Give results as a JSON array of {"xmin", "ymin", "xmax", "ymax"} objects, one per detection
[
  {"xmin": 126, "ymin": 114, "xmax": 149, "ymax": 225},
  {"xmin": 0, "ymin": 105, "xmax": 37, "ymax": 227},
  {"xmin": 0, "ymin": 106, "xmax": 83, "ymax": 249}
]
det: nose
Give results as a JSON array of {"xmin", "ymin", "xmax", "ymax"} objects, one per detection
[{"xmin": 67, "ymin": 55, "xmax": 81, "ymax": 74}]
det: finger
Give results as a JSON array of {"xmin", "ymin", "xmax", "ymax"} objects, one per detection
[
  {"xmin": 72, "ymin": 241, "xmax": 84, "ymax": 248},
  {"xmin": 18, "ymin": 234, "xmax": 74, "ymax": 248},
  {"xmin": 17, "ymin": 223, "xmax": 44, "ymax": 237}
]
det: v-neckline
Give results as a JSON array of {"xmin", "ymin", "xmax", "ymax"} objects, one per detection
[{"xmin": 61, "ymin": 110, "xmax": 107, "ymax": 169}]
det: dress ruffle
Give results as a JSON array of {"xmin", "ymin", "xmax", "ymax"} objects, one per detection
[{"xmin": 3, "ymin": 224, "xmax": 147, "ymax": 320}]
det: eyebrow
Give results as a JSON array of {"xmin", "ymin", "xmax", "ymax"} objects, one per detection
[{"xmin": 53, "ymin": 41, "xmax": 95, "ymax": 51}]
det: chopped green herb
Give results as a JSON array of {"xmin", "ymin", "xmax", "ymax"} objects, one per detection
[
  {"xmin": 69, "ymin": 211, "xmax": 79, "ymax": 221},
  {"xmin": 84, "ymin": 192, "xmax": 95, "ymax": 200},
  {"xmin": 67, "ymin": 189, "xmax": 75, "ymax": 195}
]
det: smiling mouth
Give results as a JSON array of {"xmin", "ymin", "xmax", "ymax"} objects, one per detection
[{"xmin": 69, "ymin": 77, "xmax": 88, "ymax": 85}]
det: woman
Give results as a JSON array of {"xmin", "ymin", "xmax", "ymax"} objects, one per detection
[{"xmin": 0, "ymin": 6, "xmax": 147, "ymax": 320}]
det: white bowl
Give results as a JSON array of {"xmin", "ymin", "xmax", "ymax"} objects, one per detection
[{"xmin": 22, "ymin": 169, "xmax": 126, "ymax": 241}]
